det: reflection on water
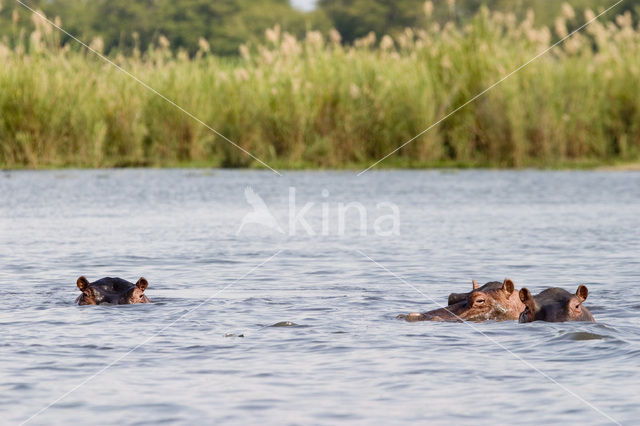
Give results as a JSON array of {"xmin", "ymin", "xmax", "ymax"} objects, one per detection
[{"xmin": 0, "ymin": 170, "xmax": 639, "ymax": 425}]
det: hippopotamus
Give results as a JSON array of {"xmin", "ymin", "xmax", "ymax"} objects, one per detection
[
  {"xmin": 448, "ymin": 280, "xmax": 503, "ymax": 305},
  {"xmin": 518, "ymin": 285, "xmax": 594, "ymax": 323},
  {"xmin": 76, "ymin": 276, "xmax": 151, "ymax": 305},
  {"xmin": 398, "ymin": 278, "xmax": 525, "ymax": 322}
]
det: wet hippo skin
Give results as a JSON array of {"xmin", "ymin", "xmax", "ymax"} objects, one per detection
[
  {"xmin": 398, "ymin": 278, "xmax": 525, "ymax": 322},
  {"xmin": 518, "ymin": 285, "xmax": 594, "ymax": 323},
  {"xmin": 448, "ymin": 280, "xmax": 503, "ymax": 306},
  {"xmin": 76, "ymin": 276, "xmax": 151, "ymax": 305}
]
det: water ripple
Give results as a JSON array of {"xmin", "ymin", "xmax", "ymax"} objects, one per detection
[{"xmin": 1, "ymin": 170, "xmax": 639, "ymax": 425}]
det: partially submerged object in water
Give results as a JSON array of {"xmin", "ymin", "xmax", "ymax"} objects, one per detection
[
  {"xmin": 518, "ymin": 285, "xmax": 595, "ymax": 323},
  {"xmin": 398, "ymin": 279, "xmax": 525, "ymax": 322},
  {"xmin": 76, "ymin": 276, "xmax": 151, "ymax": 305}
]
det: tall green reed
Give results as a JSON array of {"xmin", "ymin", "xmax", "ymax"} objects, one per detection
[{"xmin": 1, "ymin": 4, "xmax": 639, "ymax": 168}]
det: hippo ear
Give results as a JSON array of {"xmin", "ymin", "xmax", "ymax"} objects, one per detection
[
  {"xmin": 136, "ymin": 277, "xmax": 149, "ymax": 292},
  {"xmin": 448, "ymin": 293, "xmax": 465, "ymax": 305},
  {"xmin": 77, "ymin": 276, "xmax": 90, "ymax": 292},
  {"xmin": 576, "ymin": 285, "xmax": 588, "ymax": 302},
  {"xmin": 472, "ymin": 280, "xmax": 479, "ymax": 290},
  {"xmin": 502, "ymin": 279, "xmax": 515, "ymax": 295},
  {"xmin": 519, "ymin": 288, "xmax": 532, "ymax": 303}
]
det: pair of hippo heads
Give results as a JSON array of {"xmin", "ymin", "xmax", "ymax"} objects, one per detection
[
  {"xmin": 76, "ymin": 276, "xmax": 151, "ymax": 305},
  {"xmin": 399, "ymin": 279, "xmax": 595, "ymax": 323}
]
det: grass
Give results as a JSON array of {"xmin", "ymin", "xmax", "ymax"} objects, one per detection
[{"xmin": 1, "ymin": 5, "xmax": 640, "ymax": 170}]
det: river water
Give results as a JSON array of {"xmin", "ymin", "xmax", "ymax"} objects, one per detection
[{"xmin": 0, "ymin": 169, "xmax": 638, "ymax": 425}]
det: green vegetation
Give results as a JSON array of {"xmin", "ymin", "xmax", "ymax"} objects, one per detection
[
  {"xmin": 1, "ymin": 3, "xmax": 640, "ymax": 169},
  {"xmin": 0, "ymin": 0, "xmax": 331, "ymax": 56},
  {"xmin": 3, "ymin": 0, "xmax": 637, "ymax": 55},
  {"xmin": 319, "ymin": 0, "xmax": 640, "ymax": 44}
]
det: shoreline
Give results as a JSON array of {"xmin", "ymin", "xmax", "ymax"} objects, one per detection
[{"xmin": 3, "ymin": 159, "xmax": 640, "ymax": 172}]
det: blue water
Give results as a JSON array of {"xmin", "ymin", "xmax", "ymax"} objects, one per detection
[{"xmin": 0, "ymin": 169, "xmax": 638, "ymax": 425}]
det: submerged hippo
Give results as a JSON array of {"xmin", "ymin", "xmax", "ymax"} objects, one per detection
[
  {"xmin": 76, "ymin": 276, "xmax": 151, "ymax": 305},
  {"xmin": 399, "ymin": 278, "xmax": 525, "ymax": 322},
  {"xmin": 448, "ymin": 280, "xmax": 503, "ymax": 305},
  {"xmin": 518, "ymin": 285, "xmax": 594, "ymax": 323}
]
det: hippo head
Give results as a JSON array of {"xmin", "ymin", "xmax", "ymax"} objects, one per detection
[
  {"xmin": 76, "ymin": 276, "xmax": 151, "ymax": 305},
  {"xmin": 445, "ymin": 278, "xmax": 522, "ymax": 321},
  {"xmin": 518, "ymin": 285, "xmax": 594, "ymax": 323},
  {"xmin": 401, "ymin": 278, "xmax": 524, "ymax": 322},
  {"xmin": 448, "ymin": 280, "xmax": 503, "ymax": 305}
]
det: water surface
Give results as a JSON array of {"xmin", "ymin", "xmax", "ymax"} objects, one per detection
[{"xmin": 0, "ymin": 170, "xmax": 638, "ymax": 425}]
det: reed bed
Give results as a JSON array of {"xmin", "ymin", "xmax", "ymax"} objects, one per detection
[{"xmin": 1, "ymin": 5, "xmax": 640, "ymax": 169}]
